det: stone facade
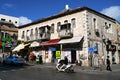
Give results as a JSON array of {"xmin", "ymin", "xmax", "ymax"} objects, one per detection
[{"xmin": 18, "ymin": 7, "xmax": 119, "ymax": 66}]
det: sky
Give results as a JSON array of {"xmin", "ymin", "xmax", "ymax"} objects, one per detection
[{"xmin": 0, "ymin": 0, "xmax": 120, "ymax": 25}]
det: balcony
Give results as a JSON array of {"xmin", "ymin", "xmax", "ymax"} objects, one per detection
[
  {"xmin": 39, "ymin": 25, "xmax": 51, "ymax": 40},
  {"xmin": 40, "ymin": 32, "xmax": 50, "ymax": 40},
  {"xmin": 59, "ymin": 23, "xmax": 73, "ymax": 38}
]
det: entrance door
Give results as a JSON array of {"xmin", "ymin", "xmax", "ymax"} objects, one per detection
[
  {"xmin": 71, "ymin": 50, "xmax": 76, "ymax": 63},
  {"xmin": 52, "ymin": 51, "xmax": 56, "ymax": 63}
]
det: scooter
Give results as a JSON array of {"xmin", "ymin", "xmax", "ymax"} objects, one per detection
[{"xmin": 56, "ymin": 63, "xmax": 74, "ymax": 73}]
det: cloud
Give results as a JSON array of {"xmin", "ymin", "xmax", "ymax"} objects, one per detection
[
  {"xmin": 101, "ymin": 6, "xmax": 120, "ymax": 21},
  {"xmin": 2, "ymin": 3, "xmax": 13, "ymax": 9},
  {"xmin": 19, "ymin": 16, "xmax": 32, "ymax": 26}
]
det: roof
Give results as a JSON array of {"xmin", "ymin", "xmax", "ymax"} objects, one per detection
[{"xmin": 19, "ymin": 6, "xmax": 116, "ymax": 29}]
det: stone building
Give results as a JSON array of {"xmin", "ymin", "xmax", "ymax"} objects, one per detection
[
  {"xmin": 18, "ymin": 6, "xmax": 119, "ymax": 66},
  {"xmin": 0, "ymin": 14, "xmax": 18, "ymax": 58}
]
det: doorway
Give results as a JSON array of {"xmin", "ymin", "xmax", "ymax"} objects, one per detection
[{"xmin": 71, "ymin": 50, "xmax": 76, "ymax": 63}]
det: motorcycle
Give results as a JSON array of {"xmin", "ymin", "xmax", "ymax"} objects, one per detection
[{"xmin": 56, "ymin": 60, "xmax": 74, "ymax": 73}]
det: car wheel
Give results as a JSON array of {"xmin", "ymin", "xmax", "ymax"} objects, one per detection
[
  {"xmin": 2, "ymin": 61, "xmax": 6, "ymax": 65},
  {"xmin": 10, "ymin": 61, "xmax": 14, "ymax": 65}
]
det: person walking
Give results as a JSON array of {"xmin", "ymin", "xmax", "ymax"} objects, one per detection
[
  {"xmin": 39, "ymin": 55, "xmax": 43, "ymax": 64},
  {"xmin": 106, "ymin": 56, "xmax": 112, "ymax": 71}
]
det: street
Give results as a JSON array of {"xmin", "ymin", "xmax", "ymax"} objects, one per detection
[{"xmin": 0, "ymin": 63, "xmax": 120, "ymax": 80}]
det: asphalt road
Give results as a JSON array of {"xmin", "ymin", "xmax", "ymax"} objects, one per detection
[{"xmin": 0, "ymin": 64, "xmax": 120, "ymax": 80}]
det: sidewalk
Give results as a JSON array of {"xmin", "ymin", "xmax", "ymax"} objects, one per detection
[{"xmin": 26, "ymin": 62, "xmax": 120, "ymax": 73}]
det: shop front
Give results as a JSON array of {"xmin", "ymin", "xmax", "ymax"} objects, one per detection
[{"xmin": 59, "ymin": 37, "xmax": 83, "ymax": 64}]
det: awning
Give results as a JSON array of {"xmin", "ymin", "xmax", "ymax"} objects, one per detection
[
  {"xmin": 59, "ymin": 37, "xmax": 83, "ymax": 44},
  {"xmin": 30, "ymin": 41, "xmax": 39, "ymax": 47},
  {"xmin": 12, "ymin": 43, "xmax": 30, "ymax": 52},
  {"xmin": 40, "ymin": 39, "xmax": 59, "ymax": 46}
]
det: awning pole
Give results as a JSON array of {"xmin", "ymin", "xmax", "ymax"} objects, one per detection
[{"xmin": 60, "ymin": 44, "xmax": 62, "ymax": 58}]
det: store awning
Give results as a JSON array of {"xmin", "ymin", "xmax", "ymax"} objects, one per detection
[
  {"xmin": 58, "ymin": 37, "xmax": 83, "ymax": 44},
  {"xmin": 30, "ymin": 41, "xmax": 39, "ymax": 47},
  {"xmin": 12, "ymin": 43, "xmax": 30, "ymax": 52},
  {"xmin": 40, "ymin": 39, "xmax": 59, "ymax": 46}
]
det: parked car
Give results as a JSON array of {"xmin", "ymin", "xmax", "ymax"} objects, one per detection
[{"xmin": 3, "ymin": 56, "xmax": 25, "ymax": 65}]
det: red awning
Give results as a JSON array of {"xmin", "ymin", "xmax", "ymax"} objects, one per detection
[{"xmin": 40, "ymin": 39, "xmax": 59, "ymax": 46}]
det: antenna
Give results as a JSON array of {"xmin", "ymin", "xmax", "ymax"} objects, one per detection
[{"xmin": 65, "ymin": 4, "xmax": 69, "ymax": 10}]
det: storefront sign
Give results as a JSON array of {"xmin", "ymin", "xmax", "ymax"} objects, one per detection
[
  {"xmin": 88, "ymin": 45, "xmax": 98, "ymax": 53},
  {"xmin": 56, "ymin": 51, "xmax": 61, "ymax": 59},
  {"xmin": 88, "ymin": 47, "xmax": 93, "ymax": 52},
  {"xmin": 49, "ymin": 47, "xmax": 56, "ymax": 51}
]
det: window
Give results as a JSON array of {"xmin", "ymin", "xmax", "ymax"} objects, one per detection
[
  {"xmin": 57, "ymin": 22, "xmax": 61, "ymax": 32},
  {"xmin": 1, "ymin": 18, "xmax": 5, "ymax": 21},
  {"xmin": 5, "ymin": 33, "xmax": 9, "ymax": 38},
  {"xmin": 93, "ymin": 18, "xmax": 97, "ymax": 29},
  {"xmin": 30, "ymin": 29, "xmax": 33, "ymax": 40},
  {"xmin": 9, "ymin": 20, "xmax": 11, "ymax": 22},
  {"xmin": 64, "ymin": 20, "xmax": 68, "ymax": 24},
  {"xmin": 35, "ymin": 28, "xmax": 38, "ymax": 39},
  {"xmin": 51, "ymin": 23, "xmax": 54, "ymax": 33},
  {"xmin": 71, "ymin": 18, "xmax": 76, "ymax": 28},
  {"xmin": 26, "ymin": 30, "xmax": 30, "ymax": 40},
  {"xmin": 108, "ymin": 24, "xmax": 113, "ymax": 33},
  {"xmin": 21, "ymin": 31, "xmax": 25, "ymax": 39},
  {"xmin": 105, "ymin": 22, "xmax": 109, "ymax": 29},
  {"xmin": 15, "ymin": 21, "xmax": 17, "ymax": 23},
  {"xmin": 30, "ymin": 29, "xmax": 33, "ymax": 36}
]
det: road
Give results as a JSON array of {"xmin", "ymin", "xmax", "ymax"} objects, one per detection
[{"xmin": 0, "ymin": 64, "xmax": 120, "ymax": 80}]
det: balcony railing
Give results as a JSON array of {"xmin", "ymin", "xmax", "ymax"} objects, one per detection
[
  {"xmin": 59, "ymin": 29, "xmax": 73, "ymax": 38},
  {"xmin": 40, "ymin": 32, "xmax": 50, "ymax": 40}
]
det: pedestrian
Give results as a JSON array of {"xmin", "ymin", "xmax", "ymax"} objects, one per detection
[
  {"xmin": 64, "ymin": 56, "xmax": 68, "ymax": 65},
  {"xmin": 106, "ymin": 56, "xmax": 112, "ymax": 71},
  {"xmin": 39, "ymin": 55, "xmax": 43, "ymax": 64}
]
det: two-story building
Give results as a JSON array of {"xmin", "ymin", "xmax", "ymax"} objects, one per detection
[
  {"xmin": 17, "ymin": 6, "xmax": 119, "ymax": 66},
  {"xmin": 0, "ymin": 14, "xmax": 18, "ymax": 60}
]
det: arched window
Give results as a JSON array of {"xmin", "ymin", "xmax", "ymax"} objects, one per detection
[
  {"xmin": 71, "ymin": 18, "xmax": 76, "ymax": 28},
  {"xmin": 93, "ymin": 18, "xmax": 97, "ymax": 29},
  {"xmin": 35, "ymin": 28, "xmax": 38, "ymax": 39},
  {"xmin": 57, "ymin": 22, "xmax": 61, "ymax": 32},
  {"xmin": 21, "ymin": 31, "xmax": 25, "ymax": 39},
  {"xmin": 51, "ymin": 23, "xmax": 54, "ymax": 33},
  {"xmin": 64, "ymin": 20, "xmax": 68, "ymax": 24},
  {"xmin": 30, "ymin": 29, "xmax": 33, "ymax": 40}
]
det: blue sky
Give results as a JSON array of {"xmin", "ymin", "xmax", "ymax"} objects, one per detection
[{"xmin": 0, "ymin": 0, "xmax": 120, "ymax": 25}]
